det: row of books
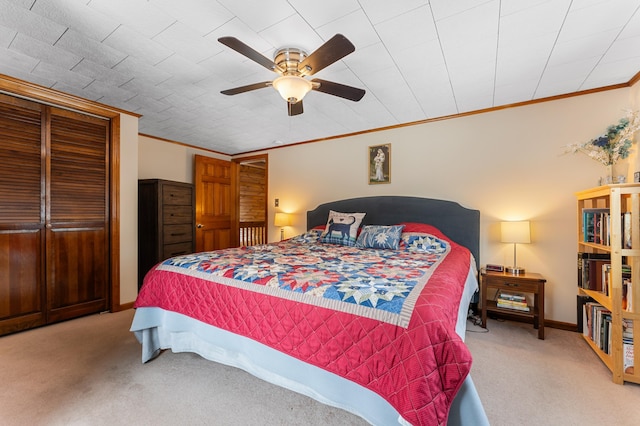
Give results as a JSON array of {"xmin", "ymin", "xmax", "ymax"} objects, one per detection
[
  {"xmin": 624, "ymin": 318, "xmax": 635, "ymax": 375},
  {"xmin": 495, "ymin": 291, "xmax": 530, "ymax": 312},
  {"xmin": 583, "ymin": 301, "xmax": 612, "ymax": 353},
  {"xmin": 577, "ymin": 253, "xmax": 634, "ymax": 311},
  {"xmin": 582, "ymin": 208, "xmax": 632, "ymax": 248},
  {"xmin": 583, "ymin": 301, "xmax": 635, "ymax": 374},
  {"xmin": 601, "ymin": 263, "xmax": 632, "ymax": 299}
]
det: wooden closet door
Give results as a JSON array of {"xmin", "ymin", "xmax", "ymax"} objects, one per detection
[
  {"xmin": 0, "ymin": 95, "xmax": 46, "ymax": 334},
  {"xmin": 46, "ymin": 107, "xmax": 109, "ymax": 322}
]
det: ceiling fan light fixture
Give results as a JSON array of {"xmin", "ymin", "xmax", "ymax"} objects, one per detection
[{"xmin": 272, "ymin": 75, "xmax": 312, "ymax": 104}]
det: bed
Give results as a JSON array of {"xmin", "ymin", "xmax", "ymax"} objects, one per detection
[{"xmin": 131, "ymin": 196, "xmax": 488, "ymax": 425}]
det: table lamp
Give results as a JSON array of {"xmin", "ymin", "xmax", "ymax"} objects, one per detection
[
  {"xmin": 274, "ymin": 212, "xmax": 292, "ymax": 241},
  {"xmin": 501, "ymin": 221, "xmax": 531, "ymax": 275}
]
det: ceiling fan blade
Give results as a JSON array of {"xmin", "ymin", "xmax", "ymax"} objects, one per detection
[
  {"xmin": 218, "ymin": 37, "xmax": 276, "ymax": 71},
  {"xmin": 298, "ymin": 34, "xmax": 355, "ymax": 76},
  {"xmin": 311, "ymin": 79, "xmax": 365, "ymax": 102},
  {"xmin": 221, "ymin": 81, "xmax": 272, "ymax": 95},
  {"xmin": 288, "ymin": 100, "xmax": 303, "ymax": 116}
]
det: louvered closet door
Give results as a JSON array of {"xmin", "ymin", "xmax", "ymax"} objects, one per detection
[
  {"xmin": 46, "ymin": 107, "xmax": 109, "ymax": 322},
  {"xmin": 0, "ymin": 95, "xmax": 46, "ymax": 334}
]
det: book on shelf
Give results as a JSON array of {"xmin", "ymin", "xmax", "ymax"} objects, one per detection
[
  {"xmin": 623, "ymin": 318, "xmax": 634, "ymax": 375},
  {"xmin": 583, "ymin": 301, "xmax": 612, "ymax": 353},
  {"xmin": 496, "ymin": 301, "xmax": 530, "ymax": 311},
  {"xmin": 623, "ymin": 276, "xmax": 633, "ymax": 312},
  {"xmin": 600, "ymin": 263, "xmax": 631, "ymax": 299},
  {"xmin": 577, "ymin": 295, "xmax": 595, "ymax": 333},
  {"xmin": 583, "ymin": 208, "xmax": 609, "ymax": 244},
  {"xmin": 602, "ymin": 263, "xmax": 611, "ymax": 296},
  {"xmin": 623, "ymin": 211, "xmax": 632, "ymax": 249},
  {"xmin": 496, "ymin": 291, "xmax": 530, "ymax": 311},
  {"xmin": 577, "ymin": 252, "xmax": 610, "ymax": 290},
  {"xmin": 581, "ymin": 208, "xmax": 633, "ymax": 248},
  {"xmin": 496, "ymin": 291, "xmax": 526, "ymax": 302}
]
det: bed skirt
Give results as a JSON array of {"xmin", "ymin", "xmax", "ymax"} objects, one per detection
[{"xmin": 131, "ymin": 267, "xmax": 489, "ymax": 425}]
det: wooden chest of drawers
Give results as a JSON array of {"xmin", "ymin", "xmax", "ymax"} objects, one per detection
[{"xmin": 138, "ymin": 179, "xmax": 195, "ymax": 289}]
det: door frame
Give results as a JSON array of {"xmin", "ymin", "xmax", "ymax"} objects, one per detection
[{"xmin": 232, "ymin": 153, "xmax": 268, "ymax": 245}]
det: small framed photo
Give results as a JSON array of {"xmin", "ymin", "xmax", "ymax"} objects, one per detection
[
  {"xmin": 368, "ymin": 143, "xmax": 391, "ymax": 184},
  {"xmin": 635, "ymin": 171, "xmax": 640, "ymax": 183}
]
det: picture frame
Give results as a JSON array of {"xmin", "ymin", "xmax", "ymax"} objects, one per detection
[{"xmin": 368, "ymin": 143, "xmax": 391, "ymax": 184}]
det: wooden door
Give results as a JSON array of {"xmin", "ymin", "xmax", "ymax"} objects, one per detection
[
  {"xmin": 46, "ymin": 107, "xmax": 109, "ymax": 322},
  {"xmin": 194, "ymin": 155, "xmax": 237, "ymax": 251},
  {"xmin": 0, "ymin": 95, "xmax": 46, "ymax": 335}
]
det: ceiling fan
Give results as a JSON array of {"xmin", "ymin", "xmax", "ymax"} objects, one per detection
[{"xmin": 218, "ymin": 34, "xmax": 366, "ymax": 116}]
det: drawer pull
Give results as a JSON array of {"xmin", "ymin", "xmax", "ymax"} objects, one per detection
[{"xmin": 170, "ymin": 233, "xmax": 187, "ymax": 237}]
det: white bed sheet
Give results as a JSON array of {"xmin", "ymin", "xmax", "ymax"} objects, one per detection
[{"xmin": 131, "ymin": 263, "xmax": 488, "ymax": 425}]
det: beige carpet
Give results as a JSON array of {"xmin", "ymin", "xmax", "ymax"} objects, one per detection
[
  {"xmin": 1, "ymin": 309, "xmax": 639, "ymax": 425},
  {"xmin": 466, "ymin": 318, "xmax": 640, "ymax": 426}
]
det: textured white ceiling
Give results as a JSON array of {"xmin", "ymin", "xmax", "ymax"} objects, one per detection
[{"xmin": 1, "ymin": 0, "xmax": 639, "ymax": 154}]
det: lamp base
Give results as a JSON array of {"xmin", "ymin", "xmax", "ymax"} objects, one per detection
[{"xmin": 506, "ymin": 266, "xmax": 525, "ymax": 275}]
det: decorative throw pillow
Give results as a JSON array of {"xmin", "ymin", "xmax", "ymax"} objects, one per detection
[
  {"xmin": 319, "ymin": 210, "xmax": 366, "ymax": 246},
  {"xmin": 288, "ymin": 229, "xmax": 323, "ymax": 244},
  {"xmin": 401, "ymin": 233, "xmax": 448, "ymax": 254},
  {"xmin": 356, "ymin": 224, "xmax": 405, "ymax": 250}
]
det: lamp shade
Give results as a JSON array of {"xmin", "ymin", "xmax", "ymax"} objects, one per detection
[
  {"xmin": 272, "ymin": 75, "xmax": 312, "ymax": 103},
  {"xmin": 501, "ymin": 221, "xmax": 531, "ymax": 244},
  {"xmin": 274, "ymin": 212, "xmax": 292, "ymax": 227}
]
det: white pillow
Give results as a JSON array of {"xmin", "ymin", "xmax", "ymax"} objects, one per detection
[{"xmin": 319, "ymin": 210, "xmax": 366, "ymax": 246}]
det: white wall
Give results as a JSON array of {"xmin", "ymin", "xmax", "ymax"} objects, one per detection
[
  {"xmin": 138, "ymin": 135, "xmax": 230, "ymax": 183},
  {"xmin": 119, "ymin": 114, "xmax": 139, "ymax": 305},
  {"xmin": 135, "ymin": 85, "xmax": 639, "ymax": 325},
  {"xmin": 267, "ymin": 87, "xmax": 635, "ymax": 325}
]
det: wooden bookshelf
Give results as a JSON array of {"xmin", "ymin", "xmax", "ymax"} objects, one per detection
[{"xmin": 576, "ymin": 184, "xmax": 640, "ymax": 385}]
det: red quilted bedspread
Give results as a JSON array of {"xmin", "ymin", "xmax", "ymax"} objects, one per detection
[{"xmin": 135, "ymin": 227, "xmax": 473, "ymax": 426}]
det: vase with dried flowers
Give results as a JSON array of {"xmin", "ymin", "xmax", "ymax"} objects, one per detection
[{"xmin": 565, "ymin": 110, "xmax": 640, "ymax": 184}]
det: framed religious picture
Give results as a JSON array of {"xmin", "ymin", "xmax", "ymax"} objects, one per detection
[{"xmin": 368, "ymin": 143, "xmax": 391, "ymax": 184}]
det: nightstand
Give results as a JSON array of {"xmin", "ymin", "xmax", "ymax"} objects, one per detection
[{"xmin": 480, "ymin": 270, "xmax": 547, "ymax": 339}]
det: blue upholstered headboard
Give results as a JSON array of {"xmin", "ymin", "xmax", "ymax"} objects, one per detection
[{"xmin": 306, "ymin": 196, "xmax": 480, "ymax": 269}]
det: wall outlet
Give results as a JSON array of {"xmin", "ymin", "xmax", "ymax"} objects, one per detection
[{"xmin": 275, "ymin": 198, "xmax": 279, "ymax": 207}]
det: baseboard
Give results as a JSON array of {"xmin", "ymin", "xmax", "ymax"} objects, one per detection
[
  {"xmin": 480, "ymin": 308, "xmax": 577, "ymax": 332},
  {"xmin": 545, "ymin": 319, "xmax": 576, "ymax": 332},
  {"xmin": 115, "ymin": 302, "xmax": 135, "ymax": 312}
]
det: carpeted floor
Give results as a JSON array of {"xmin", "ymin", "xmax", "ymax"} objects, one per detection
[
  {"xmin": 465, "ymin": 317, "xmax": 640, "ymax": 426},
  {"xmin": 1, "ymin": 309, "xmax": 639, "ymax": 425}
]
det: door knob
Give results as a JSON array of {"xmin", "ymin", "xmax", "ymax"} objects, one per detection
[{"xmin": 197, "ymin": 224, "xmax": 204, "ymax": 228}]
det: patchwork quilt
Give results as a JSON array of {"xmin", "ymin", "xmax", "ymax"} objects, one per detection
[{"xmin": 135, "ymin": 229, "xmax": 473, "ymax": 425}]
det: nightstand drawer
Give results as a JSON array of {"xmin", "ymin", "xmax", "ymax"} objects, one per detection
[{"xmin": 486, "ymin": 278, "xmax": 539, "ymax": 293}]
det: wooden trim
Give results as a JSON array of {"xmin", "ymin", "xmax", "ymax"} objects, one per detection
[
  {"xmin": 236, "ymin": 81, "xmax": 634, "ymax": 156},
  {"xmin": 110, "ymin": 116, "xmax": 121, "ymax": 312},
  {"xmin": 0, "ymin": 73, "xmax": 139, "ymax": 119},
  {"xmin": 141, "ymin": 73, "xmax": 638, "ymax": 158},
  {"xmin": 139, "ymin": 132, "xmax": 230, "ymax": 157},
  {"xmin": 115, "ymin": 302, "xmax": 135, "ymax": 312},
  {"xmin": 545, "ymin": 319, "xmax": 577, "ymax": 332},
  {"xmin": 480, "ymin": 308, "xmax": 577, "ymax": 332}
]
